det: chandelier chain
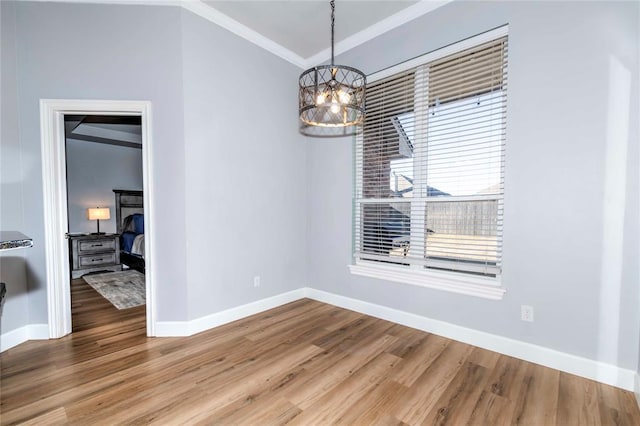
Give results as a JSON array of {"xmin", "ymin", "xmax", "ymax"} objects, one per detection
[{"xmin": 330, "ymin": 0, "xmax": 335, "ymax": 65}]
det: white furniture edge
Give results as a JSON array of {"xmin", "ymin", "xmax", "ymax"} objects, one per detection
[
  {"xmin": 3, "ymin": 287, "xmax": 635, "ymax": 394},
  {"xmin": 636, "ymin": 373, "xmax": 640, "ymax": 408}
]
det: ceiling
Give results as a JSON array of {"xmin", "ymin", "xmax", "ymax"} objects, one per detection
[
  {"xmin": 65, "ymin": 115, "xmax": 142, "ymax": 149},
  {"xmin": 187, "ymin": 0, "xmax": 452, "ymax": 68},
  {"xmin": 55, "ymin": 1, "xmax": 450, "ymax": 69},
  {"xmin": 60, "ymin": 1, "xmax": 443, "ymax": 147},
  {"xmin": 204, "ymin": 1, "xmax": 419, "ymax": 59}
]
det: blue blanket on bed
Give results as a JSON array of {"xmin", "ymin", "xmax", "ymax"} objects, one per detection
[
  {"xmin": 121, "ymin": 231, "xmax": 138, "ymax": 253},
  {"xmin": 121, "ymin": 213, "xmax": 144, "ymax": 253}
]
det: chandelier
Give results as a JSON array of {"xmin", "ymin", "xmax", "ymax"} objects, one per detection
[{"xmin": 298, "ymin": 0, "xmax": 366, "ymax": 137}]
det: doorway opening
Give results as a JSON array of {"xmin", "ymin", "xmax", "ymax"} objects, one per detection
[
  {"xmin": 64, "ymin": 115, "xmax": 146, "ymax": 332},
  {"xmin": 40, "ymin": 100, "xmax": 155, "ymax": 338}
]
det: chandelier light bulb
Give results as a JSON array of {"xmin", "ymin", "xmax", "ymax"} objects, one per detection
[
  {"xmin": 337, "ymin": 90, "xmax": 351, "ymax": 104},
  {"xmin": 330, "ymin": 102, "xmax": 341, "ymax": 114},
  {"xmin": 316, "ymin": 93, "xmax": 326, "ymax": 105}
]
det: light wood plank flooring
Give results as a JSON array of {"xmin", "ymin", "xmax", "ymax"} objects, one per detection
[{"xmin": 1, "ymin": 278, "xmax": 639, "ymax": 425}]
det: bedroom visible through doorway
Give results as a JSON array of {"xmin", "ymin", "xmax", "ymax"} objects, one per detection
[
  {"xmin": 64, "ymin": 115, "xmax": 147, "ymax": 332},
  {"xmin": 40, "ymin": 99, "xmax": 155, "ymax": 338}
]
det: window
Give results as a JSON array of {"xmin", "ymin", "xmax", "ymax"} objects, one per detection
[{"xmin": 351, "ymin": 28, "xmax": 508, "ymax": 299}]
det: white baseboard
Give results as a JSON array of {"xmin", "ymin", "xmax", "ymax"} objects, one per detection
[
  {"xmin": 635, "ymin": 373, "xmax": 640, "ymax": 409},
  {"xmin": 155, "ymin": 288, "xmax": 307, "ymax": 337},
  {"xmin": 154, "ymin": 321, "xmax": 191, "ymax": 337},
  {"xmin": 1, "ymin": 324, "xmax": 49, "ymax": 352},
  {"xmin": 304, "ymin": 288, "xmax": 636, "ymax": 391},
  {"xmin": 3, "ymin": 289, "xmax": 636, "ymax": 393}
]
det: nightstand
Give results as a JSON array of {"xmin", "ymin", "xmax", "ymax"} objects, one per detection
[{"xmin": 69, "ymin": 234, "xmax": 121, "ymax": 279}]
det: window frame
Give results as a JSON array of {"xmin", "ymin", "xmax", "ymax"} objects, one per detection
[{"xmin": 350, "ymin": 26, "xmax": 508, "ymax": 300}]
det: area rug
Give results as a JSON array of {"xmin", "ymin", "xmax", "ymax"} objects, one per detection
[{"xmin": 83, "ymin": 270, "xmax": 145, "ymax": 310}]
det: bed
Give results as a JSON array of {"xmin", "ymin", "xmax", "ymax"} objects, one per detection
[{"xmin": 113, "ymin": 189, "xmax": 145, "ymax": 273}]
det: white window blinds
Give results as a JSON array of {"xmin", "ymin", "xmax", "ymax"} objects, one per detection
[{"xmin": 355, "ymin": 33, "xmax": 508, "ymax": 278}]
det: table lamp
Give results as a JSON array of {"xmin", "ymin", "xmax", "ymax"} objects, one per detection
[{"xmin": 87, "ymin": 207, "xmax": 110, "ymax": 235}]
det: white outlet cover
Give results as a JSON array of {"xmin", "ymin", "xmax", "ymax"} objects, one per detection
[{"xmin": 521, "ymin": 305, "xmax": 534, "ymax": 322}]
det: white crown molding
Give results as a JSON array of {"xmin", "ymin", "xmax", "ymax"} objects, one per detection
[
  {"xmin": 31, "ymin": 0, "xmax": 452, "ymax": 70},
  {"xmin": 183, "ymin": 0, "xmax": 453, "ymax": 69},
  {"xmin": 30, "ymin": 0, "xmax": 183, "ymax": 5},
  {"xmin": 181, "ymin": 1, "xmax": 308, "ymax": 69},
  {"xmin": 305, "ymin": 0, "xmax": 453, "ymax": 68},
  {"xmin": 29, "ymin": 0, "xmax": 183, "ymax": 5}
]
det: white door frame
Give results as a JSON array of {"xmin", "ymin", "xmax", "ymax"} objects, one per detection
[{"xmin": 40, "ymin": 99, "xmax": 156, "ymax": 338}]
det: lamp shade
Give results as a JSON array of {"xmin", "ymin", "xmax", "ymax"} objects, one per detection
[{"xmin": 87, "ymin": 207, "xmax": 110, "ymax": 221}]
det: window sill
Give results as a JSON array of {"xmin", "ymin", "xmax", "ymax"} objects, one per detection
[{"xmin": 348, "ymin": 261, "xmax": 505, "ymax": 300}]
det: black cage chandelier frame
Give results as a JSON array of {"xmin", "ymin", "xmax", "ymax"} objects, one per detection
[{"xmin": 298, "ymin": 0, "xmax": 366, "ymax": 137}]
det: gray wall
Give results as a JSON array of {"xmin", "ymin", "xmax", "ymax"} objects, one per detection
[
  {"xmin": 0, "ymin": 1, "xmax": 30, "ymax": 336},
  {"xmin": 66, "ymin": 139, "xmax": 142, "ymax": 234},
  {"xmin": 2, "ymin": 0, "xmax": 638, "ymax": 375},
  {"xmin": 180, "ymin": 11, "xmax": 307, "ymax": 319},
  {"xmin": 0, "ymin": 1, "xmax": 305, "ymax": 335},
  {"xmin": 308, "ymin": 0, "xmax": 640, "ymax": 369},
  {"xmin": 4, "ymin": 1, "xmax": 189, "ymax": 327}
]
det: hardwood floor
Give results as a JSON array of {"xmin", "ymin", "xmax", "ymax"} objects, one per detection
[
  {"xmin": 70, "ymin": 276, "xmax": 146, "ymax": 333},
  {"xmin": 1, "ymin": 279, "xmax": 639, "ymax": 425}
]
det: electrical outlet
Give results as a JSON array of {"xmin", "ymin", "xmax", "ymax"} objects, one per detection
[
  {"xmin": 253, "ymin": 276, "xmax": 261, "ymax": 287},
  {"xmin": 521, "ymin": 305, "xmax": 534, "ymax": 322}
]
